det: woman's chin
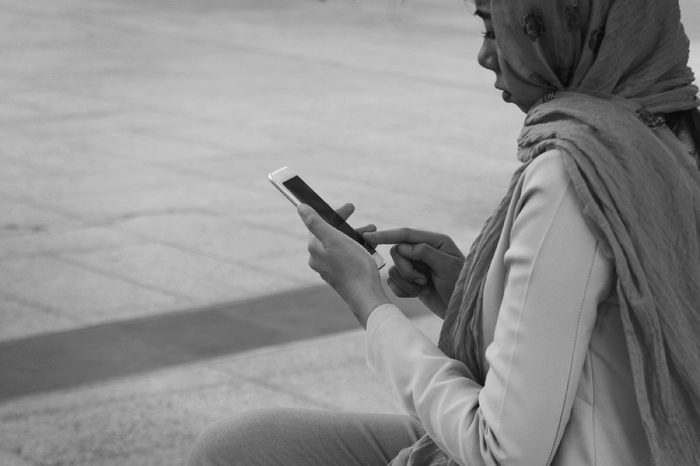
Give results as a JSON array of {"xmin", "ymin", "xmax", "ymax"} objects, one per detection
[{"xmin": 501, "ymin": 91, "xmax": 532, "ymax": 112}]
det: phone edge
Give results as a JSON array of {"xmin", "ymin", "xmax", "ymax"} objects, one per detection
[{"xmin": 268, "ymin": 169, "xmax": 302, "ymax": 207}]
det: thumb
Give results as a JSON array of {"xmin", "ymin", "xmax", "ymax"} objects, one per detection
[
  {"xmin": 298, "ymin": 204, "xmax": 335, "ymax": 241},
  {"xmin": 397, "ymin": 242, "xmax": 445, "ymax": 271}
]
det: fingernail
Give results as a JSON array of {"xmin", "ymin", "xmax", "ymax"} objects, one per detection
[
  {"xmin": 398, "ymin": 244, "xmax": 411, "ymax": 254},
  {"xmin": 415, "ymin": 276, "xmax": 427, "ymax": 286}
]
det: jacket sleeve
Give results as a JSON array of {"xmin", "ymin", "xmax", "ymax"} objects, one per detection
[{"xmin": 365, "ymin": 151, "xmax": 613, "ymax": 466}]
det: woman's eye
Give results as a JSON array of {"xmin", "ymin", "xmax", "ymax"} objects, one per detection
[{"xmin": 482, "ymin": 31, "xmax": 496, "ymax": 40}]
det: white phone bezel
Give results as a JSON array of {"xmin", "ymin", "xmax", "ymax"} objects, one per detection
[
  {"xmin": 267, "ymin": 167, "xmax": 385, "ymax": 270},
  {"xmin": 268, "ymin": 166, "xmax": 301, "ymax": 207}
]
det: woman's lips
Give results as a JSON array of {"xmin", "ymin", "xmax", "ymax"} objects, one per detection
[{"xmin": 495, "ymin": 83, "xmax": 511, "ymax": 102}]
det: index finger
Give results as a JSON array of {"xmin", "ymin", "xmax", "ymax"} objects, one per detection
[{"xmin": 363, "ymin": 228, "xmax": 446, "ymax": 247}]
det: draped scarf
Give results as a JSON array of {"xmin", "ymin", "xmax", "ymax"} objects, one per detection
[{"xmin": 391, "ymin": 0, "xmax": 700, "ymax": 464}]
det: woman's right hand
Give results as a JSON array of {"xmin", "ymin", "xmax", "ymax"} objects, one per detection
[{"xmin": 362, "ymin": 228, "xmax": 465, "ymax": 319}]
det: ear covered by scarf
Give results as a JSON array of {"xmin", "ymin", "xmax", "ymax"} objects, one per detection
[{"xmin": 490, "ymin": 0, "xmax": 698, "ymax": 113}]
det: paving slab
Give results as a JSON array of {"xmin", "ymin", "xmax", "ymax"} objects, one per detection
[
  {"xmin": 0, "ymin": 225, "xmax": 143, "ymax": 261},
  {"xmin": 0, "ymin": 297, "xmax": 77, "ymax": 342},
  {"xmin": 114, "ymin": 213, "xmax": 305, "ymax": 263},
  {"xmin": 0, "ymin": 450, "xmax": 34, "ymax": 466},
  {"xmin": 0, "ymin": 256, "xmax": 189, "ymax": 327},
  {"xmin": 0, "ymin": 198, "xmax": 78, "ymax": 239},
  {"xmin": 61, "ymin": 242, "xmax": 303, "ymax": 304},
  {"xmin": 0, "ymin": 365, "xmax": 287, "ymax": 466}
]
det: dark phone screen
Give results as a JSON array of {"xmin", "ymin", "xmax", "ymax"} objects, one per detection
[{"xmin": 283, "ymin": 176, "xmax": 376, "ymax": 254}]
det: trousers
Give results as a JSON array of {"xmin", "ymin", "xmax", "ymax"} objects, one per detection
[{"xmin": 188, "ymin": 408, "xmax": 425, "ymax": 466}]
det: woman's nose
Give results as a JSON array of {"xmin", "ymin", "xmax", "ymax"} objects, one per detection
[{"xmin": 477, "ymin": 40, "xmax": 499, "ymax": 73}]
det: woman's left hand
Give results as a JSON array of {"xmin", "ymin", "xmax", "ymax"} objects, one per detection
[{"xmin": 298, "ymin": 203, "xmax": 390, "ymax": 328}]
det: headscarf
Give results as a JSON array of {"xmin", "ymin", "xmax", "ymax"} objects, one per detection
[{"xmin": 391, "ymin": 0, "xmax": 700, "ymax": 464}]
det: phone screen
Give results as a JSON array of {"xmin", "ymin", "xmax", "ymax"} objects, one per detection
[{"xmin": 283, "ymin": 176, "xmax": 377, "ymax": 255}]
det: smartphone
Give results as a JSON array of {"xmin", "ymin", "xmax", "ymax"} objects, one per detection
[{"xmin": 268, "ymin": 167, "xmax": 385, "ymax": 269}]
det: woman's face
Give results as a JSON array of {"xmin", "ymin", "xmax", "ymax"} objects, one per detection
[{"xmin": 474, "ymin": 0, "xmax": 547, "ymax": 112}]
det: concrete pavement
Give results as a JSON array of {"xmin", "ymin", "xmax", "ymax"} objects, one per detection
[
  {"xmin": 0, "ymin": 1, "xmax": 516, "ymax": 463},
  {"xmin": 0, "ymin": 0, "xmax": 698, "ymax": 464}
]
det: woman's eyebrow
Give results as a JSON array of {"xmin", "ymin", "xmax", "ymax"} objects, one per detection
[{"xmin": 474, "ymin": 9, "xmax": 491, "ymax": 20}]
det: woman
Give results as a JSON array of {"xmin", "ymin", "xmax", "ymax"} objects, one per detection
[{"xmin": 190, "ymin": 0, "xmax": 700, "ymax": 464}]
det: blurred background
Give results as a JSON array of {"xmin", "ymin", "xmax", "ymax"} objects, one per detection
[{"xmin": 0, "ymin": 0, "xmax": 698, "ymax": 464}]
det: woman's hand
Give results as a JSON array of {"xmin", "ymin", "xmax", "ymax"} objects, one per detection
[
  {"xmin": 363, "ymin": 228, "xmax": 465, "ymax": 319},
  {"xmin": 298, "ymin": 203, "xmax": 390, "ymax": 328}
]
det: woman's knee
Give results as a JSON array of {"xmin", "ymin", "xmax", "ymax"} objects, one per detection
[{"xmin": 189, "ymin": 409, "xmax": 283, "ymax": 466}]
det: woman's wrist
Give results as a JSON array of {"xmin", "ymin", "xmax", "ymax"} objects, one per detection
[{"xmin": 346, "ymin": 283, "xmax": 391, "ymax": 329}]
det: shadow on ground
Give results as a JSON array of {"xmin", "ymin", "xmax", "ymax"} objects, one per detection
[{"xmin": 0, "ymin": 284, "xmax": 429, "ymax": 401}]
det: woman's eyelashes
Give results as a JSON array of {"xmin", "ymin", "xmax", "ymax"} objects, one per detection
[{"xmin": 482, "ymin": 30, "xmax": 496, "ymax": 40}]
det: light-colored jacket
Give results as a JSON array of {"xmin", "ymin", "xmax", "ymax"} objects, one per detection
[{"xmin": 366, "ymin": 150, "xmax": 651, "ymax": 465}]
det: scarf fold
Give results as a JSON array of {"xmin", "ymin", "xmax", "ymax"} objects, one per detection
[
  {"xmin": 389, "ymin": 0, "xmax": 700, "ymax": 464},
  {"xmin": 524, "ymin": 93, "xmax": 700, "ymax": 465}
]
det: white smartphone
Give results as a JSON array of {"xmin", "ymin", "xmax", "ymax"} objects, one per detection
[{"xmin": 268, "ymin": 167, "xmax": 385, "ymax": 269}]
